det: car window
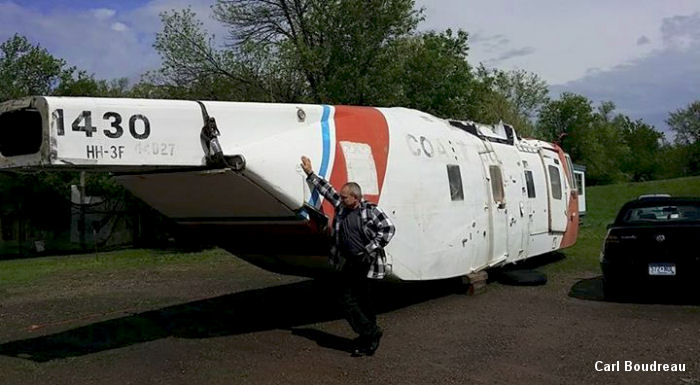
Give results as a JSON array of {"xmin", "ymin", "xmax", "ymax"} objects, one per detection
[{"xmin": 622, "ymin": 204, "xmax": 700, "ymax": 224}]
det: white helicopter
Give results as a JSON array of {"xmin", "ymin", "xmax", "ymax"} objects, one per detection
[{"xmin": 0, "ymin": 96, "xmax": 579, "ymax": 281}]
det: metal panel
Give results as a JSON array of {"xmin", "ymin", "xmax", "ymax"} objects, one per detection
[{"xmin": 44, "ymin": 97, "xmax": 206, "ymax": 166}]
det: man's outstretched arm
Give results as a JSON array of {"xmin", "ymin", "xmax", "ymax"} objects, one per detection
[{"xmin": 301, "ymin": 156, "xmax": 341, "ymax": 207}]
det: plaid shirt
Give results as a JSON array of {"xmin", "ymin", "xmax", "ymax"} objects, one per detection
[{"xmin": 306, "ymin": 173, "xmax": 396, "ymax": 279}]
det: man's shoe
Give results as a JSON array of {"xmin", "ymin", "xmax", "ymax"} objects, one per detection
[
  {"xmin": 364, "ymin": 328, "xmax": 383, "ymax": 356},
  {"xmin": 350, "ymin": 336, "xmax": 367, "ymax": 357}
]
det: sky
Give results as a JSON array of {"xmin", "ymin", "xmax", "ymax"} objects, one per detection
[{"xmin": 1, "ymin": 0, "xmax": 699, "ymax": 136}]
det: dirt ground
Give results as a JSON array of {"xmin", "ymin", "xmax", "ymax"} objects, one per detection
[{"xmin": 0, "ymin": 253, "xmax": 698, "ymax": 385}]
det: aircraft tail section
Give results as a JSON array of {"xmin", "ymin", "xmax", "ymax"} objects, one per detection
[
  {"xmin": 0, "ymin": 96, "xmax": 321, "ymax": 226},
  {"xmin": 0, "ymin": 96, "xmax": 208, "ymax": 171}
]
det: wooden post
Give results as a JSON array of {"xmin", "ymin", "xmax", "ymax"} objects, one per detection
[
  {"xmin": 79, "ymin": 171, "xmax": 86, "ymax": 250},
  {"xmin": 461, "ymin": 271, "xmax": 488, "ymax": 295}
]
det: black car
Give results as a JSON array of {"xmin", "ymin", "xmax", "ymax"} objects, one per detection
[{"xmin": 600, "ymin": 196, "xmax": 700, "ymax": 298}]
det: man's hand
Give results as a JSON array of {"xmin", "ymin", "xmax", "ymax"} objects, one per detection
[
  {"xmin": 361, "ymin": 250, "xmax": 378, "ymax": 264},
  {"xmin": 301, "ymin": 156, "xmax": 314, "ymax": 176}
]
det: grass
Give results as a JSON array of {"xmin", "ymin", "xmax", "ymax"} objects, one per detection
[
  {"xmin": 541, "ymin": 175, "xmax": 700, "ymax": 275},
  {"xmin": 0, "ymin": 247, "xmax": 232, "ymax": 291},
  {"xmin": 1, "ymin": 176, "xmax": 699, "ymax": 290}
]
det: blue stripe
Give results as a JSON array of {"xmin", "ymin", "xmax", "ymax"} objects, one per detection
[{"xmin": 310, "ymin": 105, "xmax": 331, "ymax": 206}]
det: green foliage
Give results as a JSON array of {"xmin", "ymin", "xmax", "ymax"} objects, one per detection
[
  {"xmin": 151, "ymin": 1, "xmax": 427, "ymax": 104},
  {"xmin": 537, "ymin": 92, "xmax": 595, "ymax": 158},
  {"xmin": 537, "ymin": 94, "xmax": 672, "ymax": 185},
  {"xmin": 0, "ymin": 34, "xmax": 130, "ymax": 102},
  {"xmin": 481, "ymin": 67, "xmax": 550, "ymax": 119},
  {"xmin": 617, "ymin": 116, "xmax": 663, "ymax": 181},
  {"xmin": 667, "ymin": 101, "xmax": 700, "ymax": 145},
  {"xmin": 667, "ymin": 101, "xmax": 700, "ymax": 174},
  {"xmin": 584, "ymin": 104, "xmax": 629, "ymax": 185},
  {"xmin": 152, "ymin": 7, "xmax": 307, "ymax": 102},
  {"xmin": 384, "ymin": 29, "xmax": 482, "ymax": 119},
  {"xmin": 474, "ymin": 67, "xmax": 549, "ymax": 137},
  {"xmin": 0, "ymin": 172, "xmax": 71, "ymax": 232},
  {"xmin": 211, "ymin": 0, "xmax": 422, "ymax": 104},
  {"xmin": 0, "ymin": 34, "xmax": 66, "ymax": 101},
  {"xmin": 151, "ymin": 2, "xmax": 490, "ymax": 121},
  {"xmin": 55, "ymin": 72, "xmax": 130, "ymax": 97},
  {"xmin": 538, "ymin": 92, "xmax": 593, "ymax": 144}
]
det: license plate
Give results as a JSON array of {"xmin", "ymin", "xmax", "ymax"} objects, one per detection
[{"xmin": 648, "ymin": 263, "xmax": 676, "ymax": 276}]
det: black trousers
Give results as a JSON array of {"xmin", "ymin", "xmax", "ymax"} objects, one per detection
[{"xmin": 337, "ymin": 258, "xmax": 379, "ymax": 339}]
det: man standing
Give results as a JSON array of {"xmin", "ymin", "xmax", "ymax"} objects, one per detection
[{"xmin": 301, "ymin": 156, "xmax": 395, "ymax": 356}]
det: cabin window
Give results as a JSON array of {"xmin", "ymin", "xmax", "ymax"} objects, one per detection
[
  {"xmin": 575, "ymin": 172, "xmax": 584, "ymax": 196},
  {"xmin": 524, "ymin": 170, "xmax": 536, "ymax": 198},
  {"xmin": 446, "ymin": 165, "xmax": 464, "ymax": 201},
  {"xmin": 548, "ymin": 165, "xmax": 562, "ymax": 200},
  {"xmin": 564, "ymin": 154, "xmax": 575, "ymax": 190},
  {"xmin": 489, "ymin": 166, "xmax": 505, "ymax": 203}
]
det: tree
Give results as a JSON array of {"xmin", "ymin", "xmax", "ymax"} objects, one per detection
[
  {"xmin": 153, "ymin": 8, "xmax": 281, "ymax": 101},
  {"xmin": 212, "ymin": 0, "xmax": 422, "ymax": 104},
  {"xmin": 537, "ymin": 93, "xmax": 594, "ymax": 157},
  {"xmin": 0, "ymin": 34, "xmax": 66, "ymax": 101},
  {"xmin": 537, "ymin": 95, "xmax": 635, "ymax": 185},
  {"xmin": 482, "ymin": 67, "xmax": 549, "ymax": 120},
  {"xmin": 667, "ymin": 101, "xmax": 700, "ymax": 175},
  {"xmin": 384, "ymin": 29, "xmax": 484, "ymax": 119},
  {"xmin": 655, "ymin": 142, "xmax": 689, "ymax": 179},
  {"xmin": 152, "ymin": 1, "xmax": 498, "ymax": 123},
  {"xmin": 0, "ymin": 34, "xmax": 129, "ymax": 101},
  {"xmin": 472, "ymin": 67, "xmax": 549, "ymax": 137},
  {"xmin": 616, "ymin": 116, "xmax": 663, "ymax": 181},
  {"xmin": 152, "ymin": 1, "xmax": 429, "ymax": 104},
  {"xmin": 667, "ymin": 101, "xmax": 700, "ymax": 145},
  {"xmin": 55, "ymin": 72, "xmax": 130, "ymax": 97}
]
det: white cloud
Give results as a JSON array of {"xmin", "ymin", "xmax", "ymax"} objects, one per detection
[
  {"xmin": 416, "ymin": 1, "xmax": 700, "ymax": 136},
  {"xmin": 0, "ymin": 0, "xmax": 222, "ymax": 81},
  {"xmin": 0, "ymin": 3, "xmax": 154, "ymax": 80},
  {"xmin": 111, "ymin": 22, "xmax": 129, "ymax": 32},
  {"xmin": 125, "ymin": 0, "xmax": 226, "ymax": 42},
  {"xmin": 92, "ymin": 8, "xmax": 116, "ymax": 21},
  {"xmin": 551, "ymin": 12, "xmax": 700, "ymax": 136},
  {"xmin": 416, "ymin": 0, "xmax": 700, "ymax": 84}
]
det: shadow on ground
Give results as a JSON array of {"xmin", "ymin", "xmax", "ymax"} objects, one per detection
[
  {"xmin": 491, "ymin": 252, "xmax": 565, "ymax": 279},
  {"xmin": 569, "ymin": 276, "xmax": 700, "ymax": 305},
  {"xmin": 487, "ymin": 252, "xmax": 564, "ymax": 285},
  {"xmin": 290, "ymin": 327, "xmax": 356, "ymax": 353},
  {"xmin": 0, "ymin": 278, "xmax": 463, "ymax": 362}
]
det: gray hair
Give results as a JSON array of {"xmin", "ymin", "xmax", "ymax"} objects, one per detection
[{"xmin": 342, "ymin": 182, "xmax": 363, "ymax": 199}]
